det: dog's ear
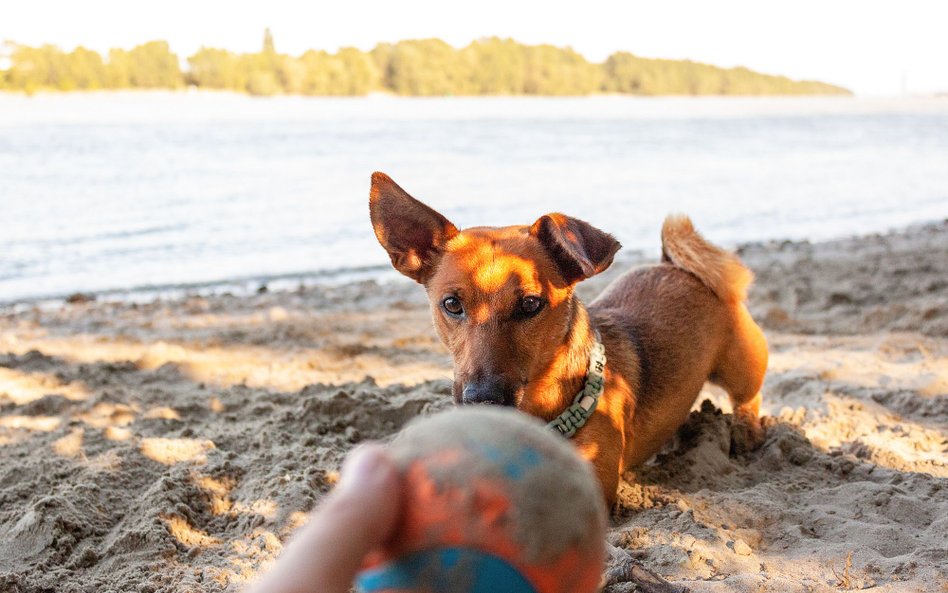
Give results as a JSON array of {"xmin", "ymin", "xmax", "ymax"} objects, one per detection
[
  {"xmin": 530, "ymin": 213, "xmax": 621, "ymax": 284},
  {"xmin": 369, "ymin": 172, "xmax": 459, "ymax": 284}
]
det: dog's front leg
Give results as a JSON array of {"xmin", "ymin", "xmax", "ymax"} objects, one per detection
[{"xmin": 573, "ymin": 415, "xmax": 624, "ymax": 509}]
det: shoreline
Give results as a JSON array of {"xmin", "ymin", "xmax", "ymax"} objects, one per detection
[
  {"xmin": 4, "ymin": 93, "xmax": 948, "ymax": 127},
  {"xmin": 6, "ymin": 90, "xmax": 948, "ymax": 104},
  {"xmin": 0, "ymin": 263, "xmax": 401, "ymax": 312},
  {"xmin": 0, "ymin": 220, "xmax": 945, "ymax": 592},
  {"xmin": 4, "ymin": 218, "xmax": 943, "ymax": 316}
]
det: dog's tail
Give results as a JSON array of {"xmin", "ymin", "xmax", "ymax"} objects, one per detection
[{"xmin": 661, "ymin": 214, "xmax": 753, "ymax": 303}]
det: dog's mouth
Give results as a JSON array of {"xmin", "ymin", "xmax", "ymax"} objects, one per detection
[{"xmin": 460, "ymin": 399, "xmax": 517, "ymax": 408}]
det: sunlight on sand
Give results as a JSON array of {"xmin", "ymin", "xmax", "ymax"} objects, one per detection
[
  {"xmin": 192, "ymin": 471, "xmax": 282, "ymax": 520},
  {"xmin": 86, "ymin": 448, "xmax": 123, "ymax": 472},
  {"xmin": 162, "ymin": 513, "xmax": 221, "ymax": 548},
  {"xmin": 183, "ymin": 468, "xmax": 311, "ymax": 587},
  {"xmin": 0, "ymin": 367, "xmax": 90, "ymax": 404},
  {"xmin": 141, "ymin": 437, "xmax": 215, "ymax": 465},
  {"xmin": 233, "ymin": 499, "xmax": 279, "ymax": 520},
  {"xmin": 768, "ymin": 334, "xmax": 948, "ymax": 396},
  {"xmin": 2, "ymin": 334, "xmax": 450, "ymax": 393},
  {"xmin": 0, "ymin": 415, "xmax": 61, "ymax": 431},
  {"xmin": 161, "ymin": 307, "xmax": 292, "ymax": 330},
  {"xmin": 220, "ymin": 528, "xmax": 283, "ymax": 586},
  {"xmin": 103, "ymin": 426, "xmax": 132, "ymax": 441},
  {"xmin": 79, "ymin": 402, "xmax": 138, "ymax": 429},
  {"xmin": 194, "ymin": 473, "xmax": 236, "ymax": 515},
  {"xmin": 52, "ymin": 427, "xmax": 84, "ymax": 458},
  {"xmin": 143, "ymin": 406, "xmax": 181, "ymax": 420},
  {"xmin": 180, "ymin": 470, "xmax": 298, "ymax": 587},
  {"xmin": 764, "ymin": 334, "xmax": 948, "ymax": 476},
  {"xmin": 282, "ymin": 510, "xmax": 309, "ymax": 535},
  {"xmin": 803, "ymin": 393, "xmax": 947, "ymax": 477}
]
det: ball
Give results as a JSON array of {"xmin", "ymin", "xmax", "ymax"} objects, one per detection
[{"xmin": 355, "ymin": 407, "xmax": 607, "ymax": 593}]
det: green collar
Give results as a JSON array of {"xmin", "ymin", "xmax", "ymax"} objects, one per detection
[{"xmin": 547, "ymin": 333, "xmax": 607, "ymax": 438}]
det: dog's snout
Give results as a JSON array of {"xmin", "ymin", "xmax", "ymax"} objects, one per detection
[{"xmin": 460, "ymin": 377, "xmax": 513, "ymax": 406}]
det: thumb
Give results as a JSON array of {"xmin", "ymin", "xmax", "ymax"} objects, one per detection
[{"xmin": 247, "ymin": 445, "xmax": 401, "ymax": 593}]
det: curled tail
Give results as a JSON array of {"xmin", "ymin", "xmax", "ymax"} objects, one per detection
[{"xmin": 661, "ymin": 214, "xmax": 753, "ymax": 303}]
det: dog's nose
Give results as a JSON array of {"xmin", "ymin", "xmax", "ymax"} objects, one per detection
[{"xmin": 461, "ymin": 377, "xmax": 510, "ymax": 406}]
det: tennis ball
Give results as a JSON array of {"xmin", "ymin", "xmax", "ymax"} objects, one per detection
[{"xmin": 355, "ymin": 407, "xmax": 607, "ymax": 593}]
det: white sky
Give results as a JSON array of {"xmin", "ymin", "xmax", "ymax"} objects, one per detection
[{"xmin": 4, "ymin": 0, "xmax": 948, "ymax": 96}]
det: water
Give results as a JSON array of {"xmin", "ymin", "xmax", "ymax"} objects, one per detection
[{"xmin": 1, "ymin": 93, "xmax": 947, "ymax": 303}]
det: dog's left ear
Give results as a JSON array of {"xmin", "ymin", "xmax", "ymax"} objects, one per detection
[
  {"xmin": 369, "ymin": 172, "xmax": 459, "ymax": 284},
  {"xmin": 530, "ymin": 213, "xmax": 621, "ymax": 284}
]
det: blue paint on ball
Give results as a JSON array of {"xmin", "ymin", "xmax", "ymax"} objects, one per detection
[
  {"xmin": 356, "ymin": 547, "xmax": 538, "ymax": 593},
  {"xmin": 469, "ymin": 442, "xmax": 544, "ymax": 480}
]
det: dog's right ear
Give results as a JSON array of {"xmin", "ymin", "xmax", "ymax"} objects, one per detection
[
  {"xmin": 369, "ymin": 172, "xmax": 459, "ymax": 284},
  {"xmin": 530, "ymin": 213, "xmax": 620, "ymax": 285}
]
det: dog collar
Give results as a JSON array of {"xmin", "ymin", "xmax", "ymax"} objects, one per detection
[{"xmin": 547, "ymin": 333, "xmax": 606, "ymax": 438}]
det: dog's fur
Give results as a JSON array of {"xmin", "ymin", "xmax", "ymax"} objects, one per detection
[{"xmin": 369, "ymin": 172, "xmax": 768, "ymax": 506}]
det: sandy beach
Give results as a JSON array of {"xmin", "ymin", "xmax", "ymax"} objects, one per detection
[{"xmin": 0, "ymin": 220, "xmax": 945, "ymax": 592}]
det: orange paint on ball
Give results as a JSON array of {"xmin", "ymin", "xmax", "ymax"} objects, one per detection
[{"xmin": 356, "ymin": 408, "xmax": 607, "ymax": 593}]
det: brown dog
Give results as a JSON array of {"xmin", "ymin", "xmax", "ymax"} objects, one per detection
[{"xmin": 369, "ymin": 172, "xmax": 768, "ymax": 506}]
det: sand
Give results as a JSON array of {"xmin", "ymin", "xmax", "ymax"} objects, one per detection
[{"xmin": 0, "ymin": 221, "xmax": 945, "ymax": 593}]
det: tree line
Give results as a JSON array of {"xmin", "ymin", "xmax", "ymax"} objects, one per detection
[{"xmin": 0, "ymin": 31, "xmax": 850, "ymax": 96}]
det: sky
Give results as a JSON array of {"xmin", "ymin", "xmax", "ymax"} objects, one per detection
[{"xmin": 4, "ymin": 0, "xmax": 948, "ymax": 96}]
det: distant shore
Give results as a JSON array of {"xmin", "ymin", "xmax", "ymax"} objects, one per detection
[
  {"xmin": 1, "ymin": 36, "xmax": 850, "ymax": 97},
  {"xmin": 5, "ymin": 88, "xmax": 947, "ymax": 100}
]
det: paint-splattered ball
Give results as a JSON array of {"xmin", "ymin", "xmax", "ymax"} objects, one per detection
[{"xmin": 355, "ymin": 407, "xmax": 607, "ymax": 593}]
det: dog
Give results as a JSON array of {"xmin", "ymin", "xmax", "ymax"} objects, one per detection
[{"xmin": 369, "ymin": 172, "xmax": 768, "ymax": 506}]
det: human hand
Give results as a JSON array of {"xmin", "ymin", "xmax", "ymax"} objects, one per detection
[{"xmin": 245, "ymin": 445, "xmax": 401, "ymax": 593}]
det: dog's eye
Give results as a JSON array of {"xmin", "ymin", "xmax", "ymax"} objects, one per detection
[
  {"xmin": 442, "ymin": 296, "xmax": 464, "ymax": 317},
  {"xmin": 520, "ymin": 296, "xmax": 543, "ymax": 316}
]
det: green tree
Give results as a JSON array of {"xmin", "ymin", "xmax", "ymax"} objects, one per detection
[
  {"xmin": 299, "ymin": 50, "xmax": 332, "ymax": 95},
  {"xmin": 263, "ymin": 28, "xmax": 276, "ymax": 55},
  {"xmin": 126, "ymin": 41, "xmax": 183, "ymax": 88},
  {"xmin": 370, "ymin": 42, "xmax": 394, "ymax": 88},
  {"xmin": 187, "ymin": 47, "xmax": 245, "ymax": 90},
  {"xmin": 277, "ymin": 54, "xmax": 306, "ymax": 94},
  {"xmin": 0, "ymin": 36, "xmax": 852, "ymax": 96},
  {"xmin": 5, "ymin": 44, "xmax": 67, "ymax": 92},
  {"xmin": 66, "ymin": 46, "xmax": 106, "ymax": 89},
  {"xmin": 463, "ymin": 37, "xmax": 525, "ymax": 94},
  {"xmin": 296, "ymin": 48, "xmax": 380, "ymax": 96},
  {"xmin": 336, "ymin": 47, "xmax": 381, "ymax": 94},
  {"xmin": 237, "ymin": 28, "xmax": 288, "ymax": 95},
  {"xmin": 245, "ymin": 68, "xmax": 280, "ymax": 96},
  {"xmin": 106, "ymin": 48, "xmax": 131, "ymax": 88},
  {"xmin": 386, "ymin": 39, "xmax": 473, "ymax": 95},
  {"xmin": 523, "ymin": 44, "xmax": 600, "ymax": 95},
  {"xmin": 601, "ymin": 51, "xmax": 850, "ymax": 96}
]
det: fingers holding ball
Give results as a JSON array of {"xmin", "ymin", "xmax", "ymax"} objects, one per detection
[{"xmin": 356, "ymin": 407, "xmax": 607, "ymax": 593}]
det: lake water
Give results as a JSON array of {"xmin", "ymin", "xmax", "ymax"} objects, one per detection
[{"xmin": 1, "ymin": 93, "xmax": 947, "ymax": 303}]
